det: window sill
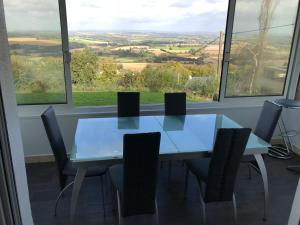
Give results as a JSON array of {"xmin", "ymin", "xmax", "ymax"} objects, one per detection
[{"xmin": 17, "ymin": 100, "xmax": 266, "ymax": 119}]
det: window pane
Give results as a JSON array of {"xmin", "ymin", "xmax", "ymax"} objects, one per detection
[
  {"xmin": 66, "ymin": 0, "xmax": 229, "ymax": 106},
  {"xmin": 226, "ymin": 0, "xmax": 299, "ymax": 97},
  {"xmin": 4, "ymin": 0, "xmax": 67, "ymax": 105}
]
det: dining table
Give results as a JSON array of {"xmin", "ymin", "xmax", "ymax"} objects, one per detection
[{"xmin": 69, "ymin": 114, "xmax": 271, "ymax": 225}]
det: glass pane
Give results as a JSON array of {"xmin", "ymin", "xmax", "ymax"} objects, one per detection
[
  {"xmin": 66, "ymin": 0, "xmax": 229, "ymax": 106},
  {"xmin": 4, "ymin": 0, "xmax": 66, "ymax": 105},
  {"xmin": 226, "ymin": 0, "xmax": 299, "ymax": 97}
]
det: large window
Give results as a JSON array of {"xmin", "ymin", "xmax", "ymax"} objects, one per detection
[
  {"xmin": 225, "ymin": 0, "xmax": 299, "ymax": 97},
  {"xmin": 2, "ymin": 0, "xmax": 300, "ymax": 106},
  {"xmin": 3, "ymin": 0, "xmax": 67, "ymax": 105},
  {"xmin": 66, "ymin": 0, "xmax": 229, "ymax": 106}
]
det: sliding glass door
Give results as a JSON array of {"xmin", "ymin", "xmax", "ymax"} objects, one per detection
[{"xmin": 224, "ymin": 0, "xmax": 299, "ymax": 97}]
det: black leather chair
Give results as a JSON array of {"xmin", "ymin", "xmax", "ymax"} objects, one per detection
[
  {"xmin": 164, "ymin": 92, "xmax": 186, "ymax": 179},
  {"xmin": 184, "ymin": 128, "xmax": 251, "ymax": 225},
  {"xmin": 109, "ymin": 132, "xmax": 161, "ymax": 225},
  {"xmin": 41, "ymin": 106, "xmax": 108, "ymax": 216},
  {"xmin": 242, "ymin": 101, "xmax": 282, "ymax": 172},
  {"xmin": 164, "ymin": 92, "xmax": 186, "ymax": 116},
  {"xmin": 118, "ymin": 92, "xmax": 140, "ymax": 117}
]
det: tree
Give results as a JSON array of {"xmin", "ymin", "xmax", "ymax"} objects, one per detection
[
  {"xmin": 11, "ymin": 55, "xmax": 34, "ymax": 90},
  {"xmin": 143, "ymin": 65, "xmax": 177, "ymax": 91},
  {"xmin": 98, "ymin": 57, "xmax": 119, "ymax": 82},
  {"xmin": 71, "ymin": 49, "xmax": 99, "ymax": 87},
  {"xmin": 249, "ymin": 0, "xmax": 278, "ymax": 94}
]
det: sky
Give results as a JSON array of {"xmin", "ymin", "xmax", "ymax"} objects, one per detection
[{"xmin": 3, "ymin": 0, "xmax": 299, "ymax": 34}]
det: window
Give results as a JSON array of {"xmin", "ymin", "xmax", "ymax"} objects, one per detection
[
  {"xmin": 225, "ymin": 0, "xmax": 299, "ymax": 97},
  {"xmin": 3, "ymin": 0, "xmax": 67, "ymax": 105},
  {"xmin": 66, "ymin": 0, "xmax": 229, "ymax": 106}
]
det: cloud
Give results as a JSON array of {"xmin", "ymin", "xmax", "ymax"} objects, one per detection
[{"xmin": 3, "ymin": 0, "xmax": 299, "ymax": 34}]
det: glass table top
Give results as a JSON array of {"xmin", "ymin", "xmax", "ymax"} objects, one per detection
[{"xmin": 70, "ymin": 114, "xmax": 270, "ymax": 162}]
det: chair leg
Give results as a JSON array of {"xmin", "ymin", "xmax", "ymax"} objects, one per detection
[
  {"xmin": 232, "ymin": 193, "xmax": 237, "ymax": 225},
  {"xmin": 248, "ymin": 164, "xmax": 252, "ymax": 180},
  {"xmin": 168, "ymin": 161, "xmax": 172, "ymax": 181},
  {"xmin": 198, "ymin": 182, "xmax": 206, "ymax": 225},
  {"xmin": 111, "ymin": 181, "xmax": 117, "ymax": 215},
  {"xmin": 184, "ymin": 167, "xmax": 189, "ymax": 200},
  {"xmin": 54, "ymin": 181, "xmax": 74, "ymax": 216},
  {"xmin": 100, "ymin": 176, "xmax": 106, "ymax": 218}
]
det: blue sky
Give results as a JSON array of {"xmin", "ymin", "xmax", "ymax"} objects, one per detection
[{"xmin": 3, "ymin": 0, "xmax": 299, "ymax": 34}]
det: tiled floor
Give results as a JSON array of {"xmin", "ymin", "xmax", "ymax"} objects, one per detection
[{"xmin": 26, "ymin": 155, "xmax": 300, "ymax": 225}]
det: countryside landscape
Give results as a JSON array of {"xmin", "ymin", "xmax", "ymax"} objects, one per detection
[
  {"xmin": 8, "ymin": 29, "xmax": 292, "ymax": 106},
  {"xmin": 9, "ymin": 31, "xmax": 225, "ymax": 105}
]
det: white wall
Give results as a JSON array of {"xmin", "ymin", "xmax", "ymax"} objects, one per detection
[{"xmin": 0, "ymin": 1, "xmax": 34, "ymax": 224}]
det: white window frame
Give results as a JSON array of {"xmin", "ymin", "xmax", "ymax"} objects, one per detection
[{"xmin": 15, "ymin": 0, "xmax": 300, "ymax": 117}]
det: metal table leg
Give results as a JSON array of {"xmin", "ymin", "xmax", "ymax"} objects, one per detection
[
  {"xmin": 254, "ymin": 154, "xmax": 269, "ymax": 221},
  {"xmin": 70, "ymin": 167, "xmax": 87, "ymax": 225}
]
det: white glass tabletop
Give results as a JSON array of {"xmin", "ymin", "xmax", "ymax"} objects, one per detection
[{"xmin": 70, "ymin": 114, "xmax": 270, "ymax": 163}]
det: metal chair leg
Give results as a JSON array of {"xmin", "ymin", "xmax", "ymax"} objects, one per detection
[
  {"xmin": 168, "ymin": 161, "xmax": 172, "ymax": 181},
  {"xmin": 100, "ymin": 176, "xmax": 106, "ymax": 218},
  {"xmin": 184, "ymin": 167, "xmax": 189, "ymax": 200},
  {"xmin": 232, "ymin": 193, "xmax": 237, "ymax": 225},
  {"xmin": 54, "ymin": 181, "xmax": 74, "ymax": 216},
  {"xmin": 111, "ymin": 181, "xmax": 117, "ymax": 215},
  {"xmin": 248, "ymin": 164, "xmax": 252, "ymax": 180},
  {"xmin": 198, "ymin": 182, "xmax": 206, "ymax": 225}
]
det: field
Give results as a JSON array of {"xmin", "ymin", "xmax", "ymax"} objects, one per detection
[{"xmin": 9, "ymin": 30, "xmax": 292, "ymax": 105}]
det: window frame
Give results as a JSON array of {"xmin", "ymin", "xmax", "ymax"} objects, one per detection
[{"xmin": 14, "ymin": 0, "xmax": 300, "ymax": 115}]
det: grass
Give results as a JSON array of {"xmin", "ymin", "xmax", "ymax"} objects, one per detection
[
  {"xmin": 72, "ymin": 91, "xmax": 165, "ymax": 106},
  {"xmin": 16, "ymin": 91, "xmax": 205, "ymax": 106},
  {"xmin": 16, "ymin": 92, "xmax": 67, "ymax": 105}
]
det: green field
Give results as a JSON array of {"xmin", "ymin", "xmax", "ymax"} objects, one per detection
[{"xmin": 16, "ymin": 91, "xmax": 203, "ymax": 106}]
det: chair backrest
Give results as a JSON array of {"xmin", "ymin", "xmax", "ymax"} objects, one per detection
[
  {"xmin": 122, "ymin": 132, "xmax": 161, "ymax": 217},
  {"xmin": 118, "ymin": 92, "xmax": 140, "ymax": 117},
  {"xmin": 41, "ymin": 106, "xmax": 68, "ymax": 187},
  {"xmin": 254, "ymin": 100, "xmax": 282, "ymax": 143},
  {"xmin": 164, "ymin": 92, "xmax": 186, "ymax": 116},
  {"xmin": 205, "ymin": 128, "xmax": 251, "ymax": 203}
]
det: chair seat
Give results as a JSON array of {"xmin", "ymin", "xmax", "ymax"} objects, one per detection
[
  {"xmin": 109, "ymin": 164, "xmax": 123, "ymax": 192},
  {"xmin": 185, "ymin": 158, "xmax": 211, "ymax": 182},
  {"xmin": 63, "ymin": 160, "xmax": 108, "ymax": 177}
]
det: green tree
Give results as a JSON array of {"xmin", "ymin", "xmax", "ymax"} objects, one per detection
[
  {"xmin": 11, "ymin": 55, "xmax": 34, "ymax": 90},
  {"xmin": 143, "ymin": 65, "xmax": 174, "ymax": 91},
  {"xmin": 99, "ymin": 57, "xmax": 119, "ymax": 82},
  {"xmin": 71, "ymin": 49, "xmax": 99, "ymax": 87}
]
